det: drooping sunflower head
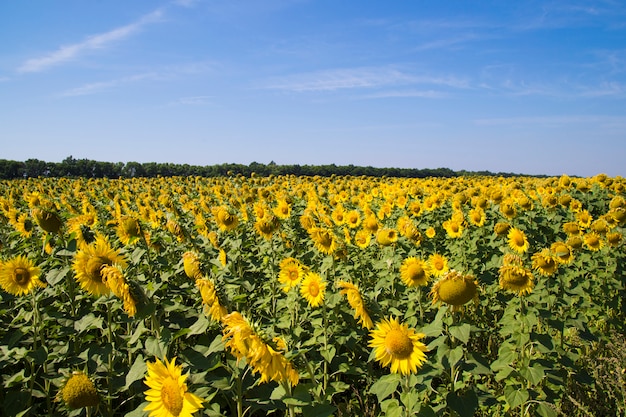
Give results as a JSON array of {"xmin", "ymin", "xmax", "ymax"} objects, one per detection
[
  {"xmin": 606, "ymin": 231, "xmax": 623, "ymax": 247},
  {"xmin": 499, "ymin": 264, "xmax": 534, "ymax": 296},
  {"xmin": 32, "ymin": 207, "xmax": 63, "ymax": 234},
  {"xmin": 59, "ymin": 371, "xmax": 99, "ymax": 410},
  {"xmin": 430, "ymin": 270, "xmax": 478, "ymax": 310},
  {"xmin": 368, "ymin": 317, "xmax": 428, "ymax": 375},
  {"xmin": 310, "ymin": 227, "xmax": 338, "ymax": 255},
  {"xmin": 254, "ymin": 216, "xmax": 280, "ymax": 240},
  {"xmin": 144, "ymin": 357, "xmax": 204, "ymax": 417},
  {"xmin": 182, "ymin": 251, "xmax": 202, "ymax": 280},
  {"xmin": 0, "ymin": 255, "xmax": 45, "ymax": 296},
  {"xmin": 73, "ymin": 235, "xmax": 127, "ymax": 296},
  {"xmin": 300, "ymin": 272, "xmax": 326, "ymax": 308},
  {"xmin": 213, "ymin": 206, "xmax": 239, "ymax": 232},
  {"xmin": 531, "ymin": 249, "xmax": 558, "ymax": 276},
  {"xmin": 494, "ymin": 222, "xmax": 511, "ymax": 237},
  {"xmin": 400, "ymin": 257, "xmax": 430, "ymax": 287},
  {"xmin": 507, "ymin": 227, "xmax": 529, "ymax": 254}
]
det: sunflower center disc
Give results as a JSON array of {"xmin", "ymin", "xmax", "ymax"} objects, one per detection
[
  {"xmin": 308, "ymin": 283, "xmax": 319, "ymax": 297},
  {"xmin": 385, "ymin": 329, "xmax": 413, "ymax": 359},
  {"xmin": 14, "ymin": 268, "xmax": 30, "ymax": 285},
  {"xmin": 161, "ymin": 377, "xmax": 184, "ymax": 416}
]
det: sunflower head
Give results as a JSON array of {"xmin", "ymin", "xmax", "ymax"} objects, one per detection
[
  {"xmin": 376, "ymin": 228, "xmax": 398, "ymax": 246},
  {"xmin": 32, "ymin": 207, "xmax": 63, "ymax": 234},
  {"xmin": 0, "ymin": 255, "xmax": 45, "ymax": 296},
  {"xmin": 300, "ymin": 272, "xmax": 326, "ymax": 308},
  {"xmin": 499, "ymin": 264, "xmax": 534, "ymax": 296},
  {"xmin": 369, "ymin": 317, "xmax": 428, "ymax": 375},
  {"xmin": 59, "ymin": 371, "xmax": 99, "ymax": 410},
  {"xmin": 430, "ymin": 270, "xmax": 478, "ymax": 310},
  {"xmin": 400, "ymin": 257, "xmax": 430, "ymax": 287},
  {"xmin": 507, "ymin": 227, "xmax": 529, "ymax": 254},
  {"xmin": 182, "ymin": 251, "xmax": 202, "ymax": 280},
  {"xmin": 531, "ymin": 249, "xmax": 558, "ymax": 276},
  {"xmin": 428, "ymin": 253, "xmax": 449, "ymax": 277},
  {"xmin": 494, "ymin": 222, "xmax": 511, "ymax": 237},
  {"xmin": 73, "ymin": 235, "xmax": 127, "ymax": 296},
  {"xmin": 144, "ymin": 357, "xmax": 204, "ymax": 417}
]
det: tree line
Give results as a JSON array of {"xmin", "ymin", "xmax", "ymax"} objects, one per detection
[{"xmin": 0, "ymin": 156, "xmax": 519, "ymax": 180}]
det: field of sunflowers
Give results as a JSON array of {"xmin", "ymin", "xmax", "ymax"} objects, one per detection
[{"xmin": 1, "ymin": 173, "xmax": 625, "ymax": 417}]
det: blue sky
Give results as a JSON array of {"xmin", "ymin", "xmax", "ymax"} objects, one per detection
[{"xmin": 1, "ymin": 0, "xmax": 625, "ymax": 177}]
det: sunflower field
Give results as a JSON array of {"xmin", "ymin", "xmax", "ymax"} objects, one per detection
[{"xmin": 0, "ymin": 173, "xmax": 625, "ymax": 417}]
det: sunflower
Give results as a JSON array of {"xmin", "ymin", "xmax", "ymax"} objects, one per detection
[
  {"xmin": 144, "ymin": 357, "xmax": 204, "ymax": 417},
  {"xmin": 195, "ymin": 277, "xmax": 228, "ymax": 322},
  {"xmin": 116, "ymin": 215, "xmax": 142, "ymax": 245},
  {"xmin": 399, "ymin": 257, "xmax": 430, "ymax": 287},
  {"xmin": 272, "ymin": 199, "xmax": 291, "ymax": 220},
  {"xmin": 443, "ymin": 219, "xmax": 463, "ymax": 238},
  {"xmin": 363, "ymin": 215, "xmax": 380, "ymax": 234},
  {"xmin": 425, "ymin": 227, "xmax": 436, "ymax": 239},
  {"xmin": 331, "ymin": 206, "xmax": 346, "ymax": 226},
  {"xmin": 345, "ymin": 210, "xmax": 362, "ymax": 229},
  {"xmin": 583, "ymin": 232, "xmax": 604, "ymax": 251},
  {"xmin": 14, "ymin": 213, "xmax": 35, "ymax": 238},
  {"xmin": 576, "ymin": 210, "xmax": 593, "ymax": 229},
  {"xmin": 218, "ymin": 248, "xmax": 227, "ymax": 267},
  {"xmin": 101, "ymin": 265, "xmax": 138, "ymax": 316},
  {"xmin": 551, "ymin": 241, "xmax": 574, "ymax": 264},
  {"xmin": 428, "ymin": 253, "xmax": 449, "ymax": 278},
  {"xmin": 0, "ymin": 255, "xmax": 45, "ymax": 296},
  {"xmin": 278, "ymin": 257, "xmax": 304, "ymax": 292},
  {"xmin": 468, "ymin": 207, "xmax": 486, "ymax": 227},
  {"xmin": 369, "ymin": 317, "xmax": 428, "ymax": 375},
  {"xmin": 300, "ymin": 272, "xmax": 326, "ymax": 308},
  {"xmin": 213, "ymin": 206, "xmax": 239, "ymax": 232},
  {"xmin": 310, "ymin": 227, "xmax": 338, "ymax": 255},
  {"xmin": 59, "ymin": 371, "xmax": 99, "ymax": 410},
  {"xmin": 354, "ymin": 229, "xmax": 372, "ymax": 249},
  {"xmin": 499, "ymin": 264, "xmax": 534, "ymax": 296},
  {"xmin": 73, "ymin": 235, "xmax": 127, "ymax": 296},
  {"xmin": 32, "ymin": 207, "xmax": 63, "ymax": 234},
  {"xmin": 337, "ymin": 281, "xmax": 373, "ymax": 329},
  {"xmin": 531, "ymin": 249, "xmax": 558, "ymax": 276},
  {"xmin": 606, "ymin": 232, "xmax": 623, "ymax": 247},
  {"xmin": 182, "ymin": 251, "xmax": 202, "ymax": 280},
  {"xmin": 507, "ymin": 227, "xmax": 529, "ymax": 254},
  {"xmin": 562, "ymin": 222, "xmax": 580, "ymax": 235},
  {"xmin": 254, "ymin": 216, "xmax": 280, "ymax": 240},
  {"xmin": 430, "ymin": 270, "xmax": 478, "ymax": 310},
  {"xmin": 376, "ymin": 228, "xmax": 398, "ymax": 246},
  {"xmin": 494, "ymin": 222, "xmax": 511, "ymax": 237}
]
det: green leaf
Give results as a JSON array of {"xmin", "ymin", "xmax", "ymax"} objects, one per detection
[
  {"xmin": 320, "ymin": 345, "xmax": 336, "ymax": 363},
  {"xmin": 145, "ymin": 336, "xmax": 166, "ymax": 358},
  {"xmin": 124, "ymin": 401, "xmax": 149, "ymax": 417},
  {"xmin": 46, "ymin": 266, "xmax": 70, "ymax": 286},
  {"xmin": 536, "ymin": 402, "xmax": 558, "ymax": 417},
  {"xmin": 449, "ymin": 323, "xmax": 471, "ymax": 344},
  {"xmin": 421, "ymin": 307, "xmax": 445, "ymax": 337},
  {"xmin": 188, "ymin": 314, "xmax": 210, "ymax": 336},
  {"xmin": 74, "ymin": 313, "xmax": 104, "ymax": 332},
  {"xmin": 302, "ymin": 402, "xmax": 337, "ymax": 417},
  {"xmin": 380, "ymin": 399, "xmax": 403, "ymax": 417},
  {"xmin": 125, "ymin": 354, "xmax": 147, "ymax": 389},
  {"xmin": 520, "ymin": 363, "xmax": 546, "ymax": 386},
  {"xmin": 448, "ymin": 345, "xmax": 464, "ymax": 369},
  {"xmin": 446, "ymin": 389, "xmax": 478, "ymax": 417},
  {"xmin": 369, "ymin": 373, "xmax": 401, "ymax": 402},
  {"xmin": 504, "ymin": 385, "xmax": 529, "ymax": 409}
]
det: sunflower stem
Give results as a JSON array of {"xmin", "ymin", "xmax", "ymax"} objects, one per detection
[{"xmin": 106, "ymin": 300, "xmax": 114, "ymax": 417}]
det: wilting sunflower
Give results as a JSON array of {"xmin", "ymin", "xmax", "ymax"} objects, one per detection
[
  {"xmin": 278, "ymin": 257, "xmax": 305, "ymax": 292},
  {"xmin": 399, "ymin": 257, "xmax": 430, "ymax": 287},
  {"xmin": 507, "ymin": 227, "xmax": 529, "ymax": 254},
  {"xmin": 195, "ymin": 277, "xmax": 228, "ymax": 322},
  {"xmin": 144, "ymin": 357, "xmax": 204, "ymax": 417},
  {"xmin": 73, "ymin": 235, "xmax": 127, "ymax": 296},
  {"xmin": 562, "ymin": 222, "xmax": 580, "ymax": 235},
  {"xmin": 101, "ymin": 265, "xmax": 138, "ymax": 316},
  {"xmin": 32, "ymin": 207, "xmax": 63, "ymax": 234},
  {"xmin": 182, "ymin": 251, "xmax": 202, "ymax": 280},
  {"xmin": 300, "ymin": 272, "xmax": 326, "ymax": 307},
  {"xmin": 499, "ymin": 264, "xmax": 534, "ymax": 296},
  {"xmin": 531, "ymin": 249, "xmax": 558, "ymax": 276},
  {"xmin": 0, "ymin": 255, "xmax": 45, "ymax": 296},
  {"xmin": 58, "ymin": 371, "xmax": 99, "ymax": 410},
  {"xmin": 494, "ymin": 222, "xmax": 511, "ymax": 237},
  {"xmin": 430, "ymin": 270, "xmax": 478, "ymax": 310},
  {"xmin": 337, "ymin": 281, "xmax": 373, "ymax": 329},
  {"xmin": 428, "ymin": 253, "xmax": 449, "ymax": 278},
  {"xmin": 254, "ymin": 216, "xmax": 280, "ymax": 240},
  {"xmin": 369, "ymin": 317, "xmax": 428, "ymax": 375},
  {"xmin": 606, "ymin": 232, "xmax": 623, "ymax": 247}
]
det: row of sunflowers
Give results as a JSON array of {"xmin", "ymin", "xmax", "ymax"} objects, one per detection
[{"xmin": 0, "ymin": 173, "xmax": 625, "ymax": 416}]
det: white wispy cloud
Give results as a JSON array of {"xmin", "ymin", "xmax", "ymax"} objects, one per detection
[
  {"xmin": 359, "ymin": 89, "xmax": 448, "ymax": 99},
  {"xmin": 474, "ymin": 115, "xmax": 626, "ymax": 127},
  {"xmin": 59, "ymin": 73, "xmax": 160, "ymax": 97},
  {"xmin": 263, "ymin": 67, "xmax": 469, "ymax": 92},
  {"xmin": 170, "ymin": 95, "xmax": 214, "ymax": 105},
  {"xmin": 17, "ymin": 9, "xmax": 164, "ymax": 73}
]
